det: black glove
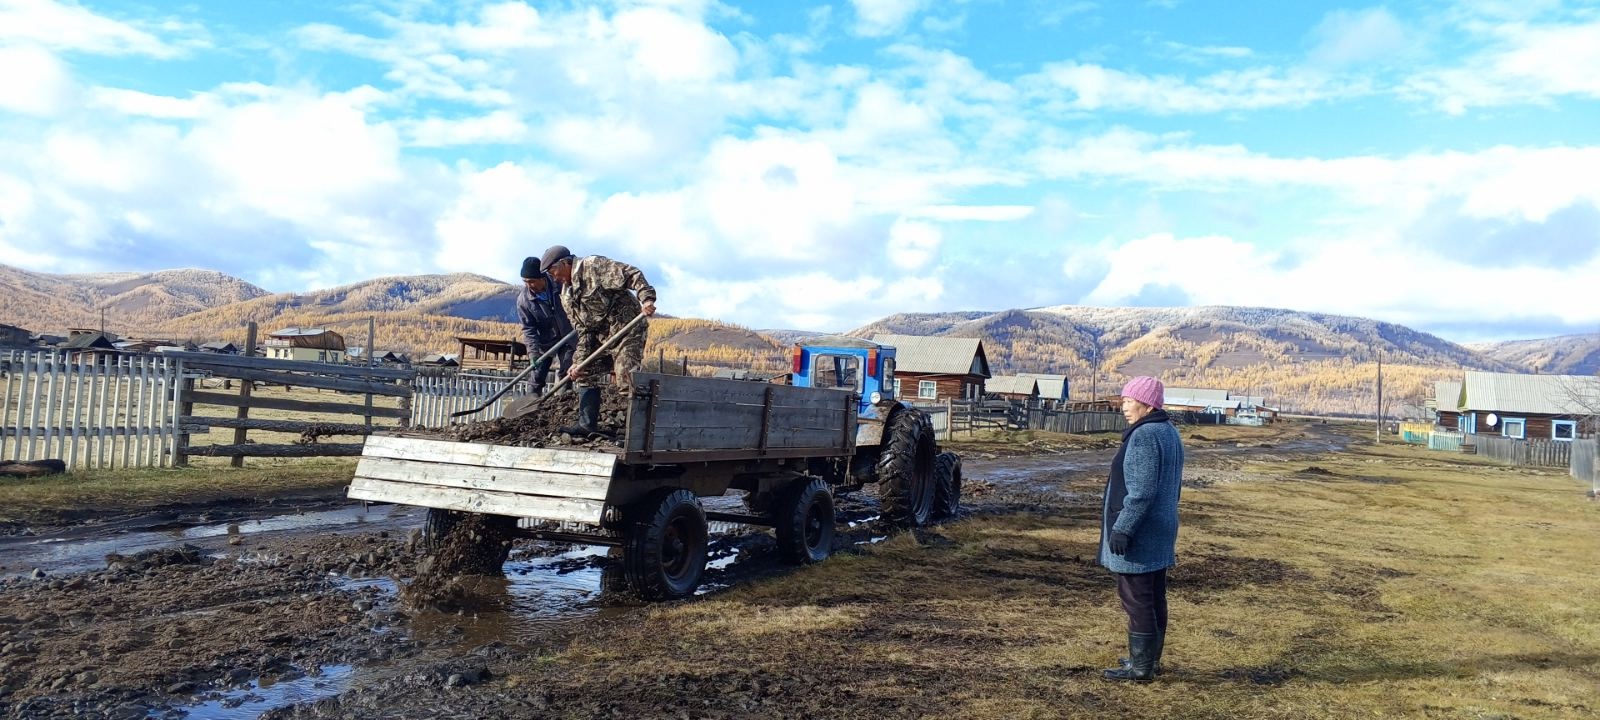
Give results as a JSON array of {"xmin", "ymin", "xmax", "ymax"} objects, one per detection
[{"xmin": 1109, "ymin": 532, "xmax": 1131, "ymax": 556}]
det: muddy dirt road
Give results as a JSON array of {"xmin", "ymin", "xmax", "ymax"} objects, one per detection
[{"xmin": 0, "ymin": 424, "xmax": 1342, "ymax": 719}]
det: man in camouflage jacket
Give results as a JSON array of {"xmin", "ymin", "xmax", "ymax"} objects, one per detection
[{"xmin": 539, "ymin": 245, "xmax": 657, "ymax": 436}]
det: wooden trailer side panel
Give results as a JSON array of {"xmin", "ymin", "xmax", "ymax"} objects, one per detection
[
  {"xmin": 348, "ymin": 435, "xmax": 615, "ymax": 523},
  {"xmin": 623, "ymin": 373, "xmax": 856, "ymax": 463}
]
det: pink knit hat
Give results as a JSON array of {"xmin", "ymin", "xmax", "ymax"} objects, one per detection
[{"xmin": 1120, "ymin": 376, "xmax": 1164, "ymax": 409}]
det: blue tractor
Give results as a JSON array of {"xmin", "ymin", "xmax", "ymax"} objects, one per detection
[{"xmin": 786, "ymin": 336, "xmax": 962, "ymax": 527}]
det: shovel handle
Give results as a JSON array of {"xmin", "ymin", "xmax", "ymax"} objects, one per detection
[
  {"xmin": 540, "ymin": 312, "xmax": 650, "ymax": 397},
  {"xmin": 449, "ymin": 330, "xmax": 577, "ymax": 417}
]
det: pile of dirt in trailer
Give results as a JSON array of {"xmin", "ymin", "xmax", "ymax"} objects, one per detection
[{"xmin": 445, "ymin": 389, "xmax": 631, "ymax": 449}]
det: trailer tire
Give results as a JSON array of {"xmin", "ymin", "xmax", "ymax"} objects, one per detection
[
  {"xmin": 933, "ymin": 452, "xmax": 962, "ymax": 519},
  {"xmin": 421, "ymin": 508, "xmax": 460, "ymax": 551},
  {"xmin": 623, "ymin": 489, "xmax": 708, "ymax": 600},
  {"xmin": 877, "ymin": 407, "xmax": 937, "ymax": 528},
  {"xmin": 776, "ymin": 477, "xmax": 835, "ymax": 565}
]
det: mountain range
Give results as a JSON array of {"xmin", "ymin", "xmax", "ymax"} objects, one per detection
[{"xmin": 3, "ymin": 264, "xmax": 1596, "ymax": 413}]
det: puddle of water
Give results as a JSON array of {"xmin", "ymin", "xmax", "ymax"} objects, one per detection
[
  {"xmin": 168, "ymin": 665, "xmax": 354, "ymax": 720},
  {"xmin": 0, "ymin": 506, "xmax": 405, "ymax": 578},
  {"xmin": 846, "ymin": 514, "xmax": 881, "ymax": 528},
  {"xmin": 407, "ymin": 545, "xmax": 632, "ymax": 649}
]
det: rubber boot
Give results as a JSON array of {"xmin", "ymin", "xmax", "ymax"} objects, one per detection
[
  {"xmin": 559, "ymin": 387, "xmax": 607, "ymax": 438},
  {"xmin": 1118, "ymin": 629, "xmax": 1164, "ymax": 676},
  {"xmin": 1103, "ymin": 632, "xmax": 1159, "ymax": 682}
]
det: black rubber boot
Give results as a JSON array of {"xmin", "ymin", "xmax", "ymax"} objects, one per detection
[
  {"xmin": 1118, "ymin": 629, "xmax": 1164, "ymax": 676},
  {"xmin": 559, "ymin": 387, "xmax": 606, "ymax": 438},
  {"xmin": 1103, "ymin": 632, "xmax": 1159, "ymax": 682}
]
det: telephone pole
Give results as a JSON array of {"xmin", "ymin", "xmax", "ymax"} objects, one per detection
[{"xmin": 1375, "ymin": 347, "xmax": 1383, "ymax": 444}]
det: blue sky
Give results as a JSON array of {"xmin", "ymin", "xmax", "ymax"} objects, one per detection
[{"xmin": 1, "ymin": 0, "xmax": 1598, "ymax": 341}]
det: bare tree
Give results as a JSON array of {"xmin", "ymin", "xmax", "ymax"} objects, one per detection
[{"xmin": 1556, "ymin": 373, "xmax": 1600, "ymax": 496}]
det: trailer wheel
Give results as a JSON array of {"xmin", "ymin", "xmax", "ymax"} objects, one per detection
[
  {"xmin": 623, "ymin": 489, "xmax": 708, "ymax": 600},
  {"xmin": 877, "ymin": 408, "xmax": 937, "ymax": 527},
  {"xmin": 776, "ymin": 477, "xmax": 835, "ymax": 565},
  {"xmin": 421, "ymin": 511, "xmax": 516, "ymax": 576},
  {"xmin": 933, "ymin": 452, "xmax": 962, "ymax": 519},
  {"xmin": 421, "ymin": 508, "xmax": 460, "ymax": 551}
]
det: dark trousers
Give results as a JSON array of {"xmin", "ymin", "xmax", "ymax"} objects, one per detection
[{"xmin": 1115, "ymin": 569, "xmax": 1169, "ymax": 635}]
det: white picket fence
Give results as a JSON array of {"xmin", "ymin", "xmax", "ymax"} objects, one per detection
[
  {"xmin": 1, "ymin": 350, "xmax": 183, "ymax": 470},
  {"xmin": 409, "ymin": 372, "xmax": 533, "ymax": 427}
]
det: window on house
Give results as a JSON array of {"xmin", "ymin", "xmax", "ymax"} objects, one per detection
[
  {"xmin": 813, "ymin": 355, "xmax": 861, "ymax": 392},
  {"xmin": 1553, "ymin": 420, "xmax": 1577, "ymax": 441},
  {"xmin": 1501, "ymin": 417, "xmax": 1526, "ymax": 439},
  {"xmin": 918, "ymin": 380, "xmax": 937, "ymax": 399}
]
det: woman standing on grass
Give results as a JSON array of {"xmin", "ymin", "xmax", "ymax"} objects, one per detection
[{"xmin": 1100, "ymin": 376, "xmax": 1185, "ymax": 682}]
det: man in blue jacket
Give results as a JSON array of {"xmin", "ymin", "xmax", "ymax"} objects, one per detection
[
  {"xmin": 516, "ymin": 256, "xmax": 573, "ymax": 396},
  {"xmin": 1100, "ymin": 375, "xmax": 1185, "ymax": 682}
]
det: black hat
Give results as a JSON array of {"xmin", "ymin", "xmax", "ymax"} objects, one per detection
[
  {"xmin": 519, "ymin": 256, "xmax": 541, "ymax": 279},
  {"xmin": 540, "ymin": 245, "xmax": 573, "ymax": 272}
]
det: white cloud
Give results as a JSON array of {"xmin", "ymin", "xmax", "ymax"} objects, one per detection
[
  {"xmin": 850, "ymin": 0, "xmax": 929, "ymax": 37},
  {"xmin": 0, "ymin": 0, "xmax": 193, "ymax": 57},
  {"xmin": 88, "ymin": 87, "xmax": 219, "ymax": 119},
  {"xmin": 1308, "ymin": 7, "xmax": 1410, "ymax": 67},
  {"xmin": 886, "ymin": 219, "xmax": 941, "ymax": 270},
  {"xmin": 1406, "ymin": 19, "xmax": 1600, "ymax": 113},
  {"xmin": 434, "ymin": 162, "xmax": 591, "ymax": 277},
  {"xmin": 1023, "ymin": 61, "xmax": 1359, "ymax": 113},
  {"xmin": 402, "ymin": 110, "xmax": 528, "ymax": 146},
  {"xmin": 0, "ymin": 45, "xmax": 72, "ymax": 116},
  {"xmin": 908, "ymin": 205, "xmax": 1036, "ymax": 222}
]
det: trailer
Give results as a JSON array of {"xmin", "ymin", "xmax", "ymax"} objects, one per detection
[{"xmin": 349, "ymin": 339, "xmax": 961, "ymax": 600}]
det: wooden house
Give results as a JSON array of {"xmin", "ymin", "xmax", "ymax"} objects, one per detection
[
  {"xmin": 1162, "ymin": 387, "xmax": 1239, "ymax": 415},
  {"xmin": 455, "ymin": 337, "xmax": 527, "ymax": 371},
  {"xmin": 986, "ymin": 375, "xmax": 1041, "ymax": 401},
  {"xmin": 199, "ymin": 341, "xmax": 239, "ymax": 354},
  {"xmin": 264, "ymin": 328, "xmax": 346, "ymax": 363},
  {"xmin": 416, "ymin": 353, "xmax": 460, "ymax": 368},
  {"xmin": 1444, "ymin": 371, "xmax": 1598, "ymax": 441},
  {"xmin": 63, "ymin": 331, "xmax": 118, "ymax": 355},
  {"xmin": 349, "ymin": 348, "xmax": 408, "ymax": 365},
  {"xmin": 872, "ymin": 334, "xmax": 991, "ymax": 403},
  {"xmin": 0, "ymin": 323, "xmax": 31, "ymax": 347},
  {"xmin": 1431, "ymin": 381, "xmax": 1464, "ymax": 428},
  {"xmin": 1019, "ymin": 373, "xmax": 1069, "ymax": 405}
]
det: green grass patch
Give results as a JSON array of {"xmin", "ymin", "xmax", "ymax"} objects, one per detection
[{"xmin": 0, "ymin": 458, "xmax": 356, "ymax": 523}]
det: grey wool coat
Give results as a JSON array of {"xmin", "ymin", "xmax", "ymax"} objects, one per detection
[{"xmin": 1099, "ymin": 410, "xmax": 1186, "ymax": 574}]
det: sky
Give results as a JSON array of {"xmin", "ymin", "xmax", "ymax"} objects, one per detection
[{"xmin": 0, "ymin": 0, "xmax": 1597, "ymax": 341}]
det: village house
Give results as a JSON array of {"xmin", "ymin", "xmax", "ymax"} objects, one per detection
[
  {"xmin": 0, "ymin": 323, "xmax": 31, "ymax": 347},
  {"xmin": 1435, "ymin": 371, "xmax": 1598, "ymax": 441},
  {"xmin": 416, "ymin": 353, "xmax": 460, "ymax": 368},
  {"xmin": 264, "ymin": 328, "xmax": 346, "ymax": 363},
  {"xmin": 63, "ymin": 331, "xmax": 118, "ymax": 355},
  {"xmin": 1162, "ymin": 387, "xmax": 1240, "ymax": 414},
  {"xmin": 872, "ymin": 334, "xmax": 992, "ymax": 403},
  {"xmin": 199, "ymin": 341, "xmax": 239, "ymax": 354},
  {"xmin": 455, "ymin": 337, "xmax": 526, "ymax": 371},
  {"xmin": 1019, "ymin": 373, "xmax": 1069, "ymax": 406},
  {"xmin": 986, "ymin": 375, "xmax": 1040, "ymax": 401},
  {"xmin": 348, "ymin": 348, "xmax": 409, "ymax": 365}
]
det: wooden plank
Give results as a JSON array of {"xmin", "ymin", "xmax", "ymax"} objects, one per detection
[
  {"xmin": 641, "ymin": 425, "xmax": 844, "ymax": 452},
  {"xmin": 185, "ymin": 391, "xmax": 410, "ymax": 419},
  {"xmin": 232, "ymin": 324, "xmax": 257, "ymax": 468},
  {"xmin": 346, "ymin": 476, "xmax": 605, "ymax": 524},
  {"xmin": 158, "ymin": 350, "xmax": 416, "ymax": 380},
  {"xmin": 187, "ymin": 442, "xmax": 365, "ymax": 458},
  {"xmin": 181, "ymin": 415, "xmax": 382, "ymax": 435},
  {"xmin": 354, "ymin": 456, "xmax": 611, "ymax": 500},
  {"xmin": 0, "ymin": 354, "xmax": 12, "ymax": 462},
  {"xmin": 362, "ymin": 434, "xmax": 619, "ymax": 475},
  {"xmin": 181, "ymin": 362, "xmax": 412, "ymax": 398}
]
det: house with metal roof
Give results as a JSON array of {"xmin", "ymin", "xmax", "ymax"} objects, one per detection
[
  {"xmin": 986, "ymin": 375, "xmax": 1040, "ymax": 400},
  {"xmin": 1019, "ymin": 373, "xmax": 1069, "ymax": 404},
  {"xmin": 1161, "ymin": 387, "xmax": 1239, "ymax": 414},
  {"xmin": 1452, "ymin": 371, "xmax": 1599, "ymax": 441},
  {"xmin": 0, "ymin": 323, "xmax": 31, "ymax": 348},
  {"xmin": 265, "ymin": 327, "xmax": 346, "ymax": 363},
  {"xmin": 199, "ymin": 341, "xmax": 239, "ymax": 354},
  {"xmin": 871, "ymin": 334, "xmax": 992, "ymax": 403}
]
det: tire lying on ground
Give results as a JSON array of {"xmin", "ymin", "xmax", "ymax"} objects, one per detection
[
  {"xmin": 623, "ymin": 489, "xmax": 709, "ymax": 600},
  {"xmin": 933, "ymin": 451, "xmax": 962, "ymax": 519},
  {"xmin": 775, "ymin": 477, "xmax": 835, "ymax": 565},
  {"xmin": 877, "ymin": 407, "xmax": 937, "ymax": 528}
]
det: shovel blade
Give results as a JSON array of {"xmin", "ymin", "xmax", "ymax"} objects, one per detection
[{"xmin": 500, "ymin": 393, "xmax": 544, "ymax": 420}]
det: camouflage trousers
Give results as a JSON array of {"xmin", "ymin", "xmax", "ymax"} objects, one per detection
[{"xmin": 573, "ymin": 311, "xmax": 647, "ymax": 391}]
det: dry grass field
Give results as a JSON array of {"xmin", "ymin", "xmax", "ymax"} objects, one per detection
[{"xmin": 499, "ymin": 435, "xmax": 1600, "ymax": 719}]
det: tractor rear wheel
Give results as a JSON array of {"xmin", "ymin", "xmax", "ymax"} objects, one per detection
[
  {"xmin": 775, "ymin": 477, "xmax": 835, "ymax": 565},
  {"xmin": 622, "ymin": 489, "xmax": 709, "ymax": 600},
  {"xmin": 877, "ymin": 408, "xmax": 937, "ymax": 527}
]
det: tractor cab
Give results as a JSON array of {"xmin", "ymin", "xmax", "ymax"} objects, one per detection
[{"xmin": 789, "ymin": 336, "xmax": 898, "ymax": 421}]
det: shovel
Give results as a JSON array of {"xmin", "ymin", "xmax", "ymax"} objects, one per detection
[
  {"xmin": 498, "ymin": 312, "xmax": 650, "ymax": 420},
  {"xmin": 449, "ymin": 329, "xmax": 577, "ymax": 418}
]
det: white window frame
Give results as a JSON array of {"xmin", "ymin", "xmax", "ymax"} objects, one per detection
[
  {"xmin": 918, "ymin": 380, "xmax": 937, "ymax": 399},
  {"xmin": 892, "ymin": 378, "xmax": 901, "ymax": 396},
  {"xmin": 1552, "ymin": 419, "xmax": 1577, "ymax": 442},
  {"xmin": 1501, "ymin": 417, "xmax": 1526, "ymax": 440}
]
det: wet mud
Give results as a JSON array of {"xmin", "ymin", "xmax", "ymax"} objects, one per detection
[{"xmin": 0, "ymin": 423, "xmax": 1354, "ymax": 719}]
